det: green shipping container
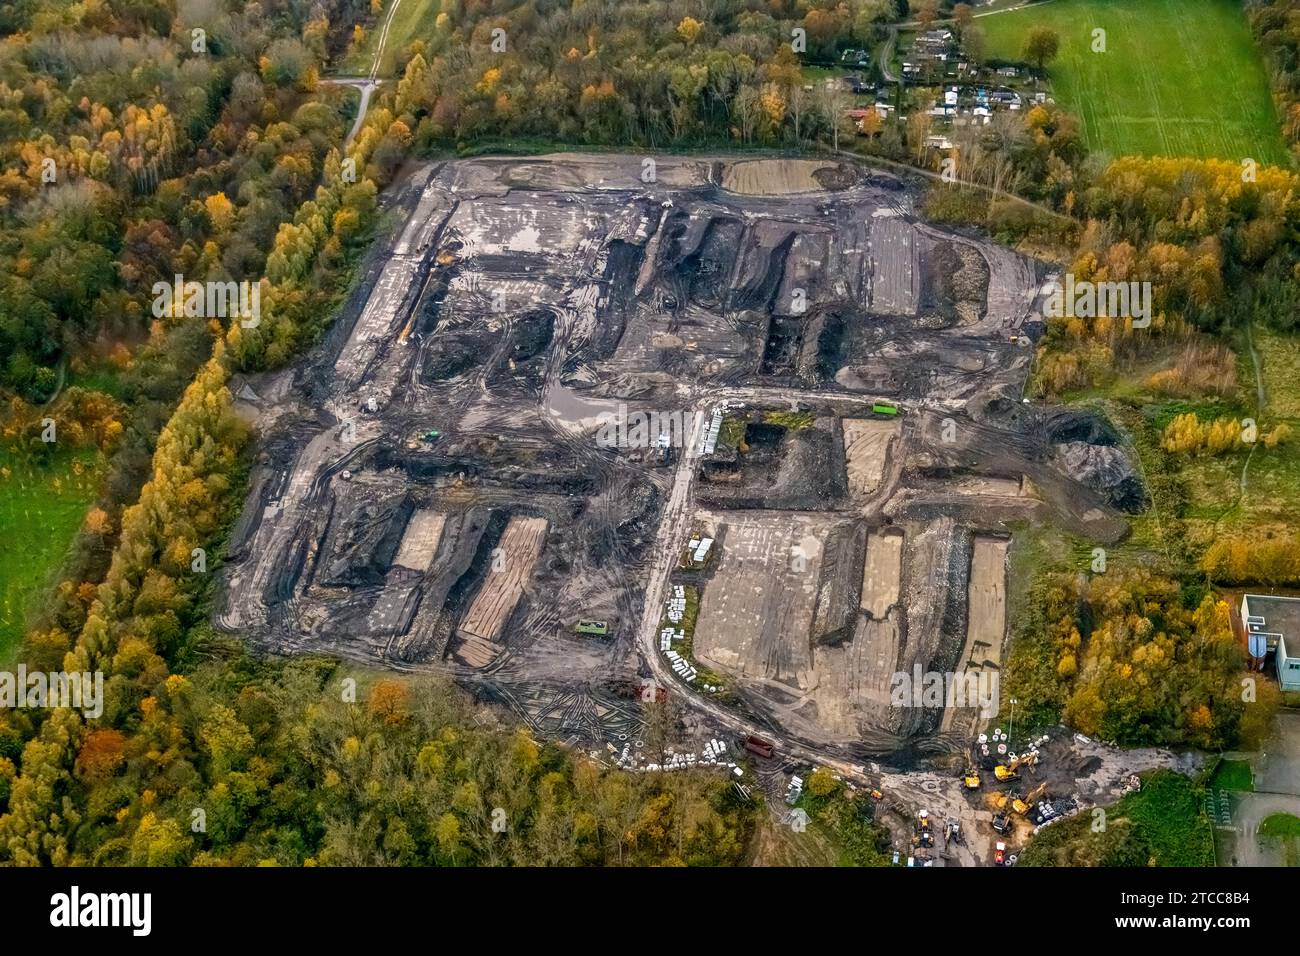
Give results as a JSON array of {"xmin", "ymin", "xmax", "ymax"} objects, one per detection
[{"xmin": 872, "ymin": 403, "xmax": 898, "ymax": 416}]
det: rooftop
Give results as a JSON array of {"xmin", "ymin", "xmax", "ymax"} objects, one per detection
[{"xmin": 1244, "ymin": 594, "xmax": 1300, "ymax": 643}]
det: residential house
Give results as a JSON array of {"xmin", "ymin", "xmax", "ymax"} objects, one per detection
[{"xmin": 842, "ymin": 73, "xmax": 873, "ymax": 95}]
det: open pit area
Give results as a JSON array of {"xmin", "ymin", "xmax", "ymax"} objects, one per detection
[{"xmin": 215, "ymin": 153, "xmax": 1145, "ymax": 761}]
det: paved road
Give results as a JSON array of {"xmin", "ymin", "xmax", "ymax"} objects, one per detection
[
  {"xmin": 324, "ymin": 0, "xmax": 403, "ymax": 148},
  {"xmin": 1256, "ymin": 711, "xmax": 1300, "ymax": 794},
  {"xmin": 1224, "ymin": 791, "xmax": 1300, "ymax": 866},
  {"xmin": 971, "ymin": 0, "xmax": 1059, "ymax": 20},
  {"xmin": 346, "ymin": 82, "xmax": 375, "ymax": 148}
]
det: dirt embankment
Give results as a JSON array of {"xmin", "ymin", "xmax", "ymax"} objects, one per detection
[{"xmin": 719, "ymin": 159, "xmax": 855, "ymax": 196}]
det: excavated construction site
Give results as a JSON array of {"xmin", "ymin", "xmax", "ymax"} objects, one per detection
[{"xmin": 215, "ymin": 153, "xmax": 1145, "ymax": 761}]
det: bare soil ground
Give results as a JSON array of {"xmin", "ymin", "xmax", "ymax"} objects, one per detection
[
  {"xmin": 457, "ymin": 515, "xmax": 548, "ymax": 646},
  {"xmin": 859, "ymin": 528, "xmax": 903, "ymax": 618},
  {"xmin": 961, "ymin": 536, "xmax": 1009, "ymax": 672},
  {"xmin": 214, "ymin": 153, "xmax": 1142, "ymax": 814},
  {"xmin": 843, "ymin": 418, "xmax": 900, "ymax": 499},
  {"xmin": 693, "ymin": 510, "xmax": 847, "ymax": 680},
  {"xmin": 941, "ymin": 536, "xmax": 1008, "ymax": 736},
  {"xmin": 393, "ymin": 510, "xmax": 446, "ymax": 572},
  {"xmin": 719, "ymin": 158, "xmax": 843, "ymax": 196}
]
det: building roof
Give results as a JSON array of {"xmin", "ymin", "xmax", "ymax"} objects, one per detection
[{"xmin": 1243, "ymin": 594, "xmax": 1300, "ymax": 644}]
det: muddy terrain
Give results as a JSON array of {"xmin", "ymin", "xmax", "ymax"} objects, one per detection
[{"xmin": 215, "ymin": 154, "xmax": 1140, "ymax": 771}]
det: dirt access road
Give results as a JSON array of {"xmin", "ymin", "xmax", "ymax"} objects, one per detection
[{"xmin": 323, "ymin": 0, "xmax": 402, "ymax": 146}]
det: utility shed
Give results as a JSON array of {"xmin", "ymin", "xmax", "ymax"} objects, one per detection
[{"xmin": 1242, "ymin": 594, "xmax": 1300, "ymax": 691}]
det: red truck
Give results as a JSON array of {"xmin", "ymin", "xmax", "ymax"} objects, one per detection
[{"xmin": 742, "ymin": 735, "xmax": 775, "ymax": 759}]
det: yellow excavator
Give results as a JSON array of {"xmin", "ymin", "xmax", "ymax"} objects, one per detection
[
  {"xmin": 990, "ymin": 780, "xmax": 1047, "ymax": 815},
  {"xmin": 914, "ymin": 810, "xmax": 935, "ymax": 849},
  {"xmin": 1016, "ymin": 782, "xmax": 1048, "ymax": 815},
  {"xmin": 963, "ymin": 768, "xmax": 981, "ymax": 790},
  {"xmin": 993, "ymin": 750, "xmax": 1039, "ymax": 782},
  {"xmin": 1001, "ymin": 782, "xmax": 1048, "ymax": 816}
]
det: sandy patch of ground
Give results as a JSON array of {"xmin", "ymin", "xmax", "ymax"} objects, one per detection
[
  {"xmin": 949, "ymin": 476, "xmax": 1023, "ymax": 497},
  {"xmin": 860, "ymin": 528, "xmax": 903, "ymax": 618},
  {"xmin": 963, "ymin": 537, "xmax": 1008, "ymax": 670},
  {"xmin": 694, "ymin": 514, "xmax": 910, "ymax": 738},
  {"xmin": 941, "ymin": 536, "xmax": 1008, "ymax": 734},
  {"xmin": 694, "ymin": 511, "xmax": 840, "ymax": 680},
  {"xmin": 843, "ymin": 419, "xmax": 900, "ymax": 500},
  {"xmin": 719, "ymin": 159, "xmax": 838, "ymax": 195},
  {"xmin": 393, "ymin": 510, "xmax": 446, "ymax": 572},
  {"xmin": 458, "ymin": 515, "xmax": 548, "ymax": 646}
]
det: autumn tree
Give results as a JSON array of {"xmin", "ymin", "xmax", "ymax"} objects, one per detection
[
  {"xmin": 1023, "ymin": 27, "xmax": 1061, "ymax": 74},
  {"xmin": 953, "ymin": 3, "xmax": 974, "ymax": 38}
]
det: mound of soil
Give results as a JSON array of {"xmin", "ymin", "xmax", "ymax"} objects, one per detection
[
  {"xmin": 1053, "ymin": 441, "xmax": 1147, "ymax": 513},
  {"xmin": 1041, "ymin": 408, "xmax": 1120, "ymax": 447}
]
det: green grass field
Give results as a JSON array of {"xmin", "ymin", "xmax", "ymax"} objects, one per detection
[
  {"xmin": 0, "ymin": 449, "xmax": 101, "ymax": 663},
  {"xmin": 1038, "ymin": 323, "xmax": 1300, "ymax": 558},
  {"xmin": 1259, "ymin": 812, "xmax": 1300, "ymax": 865},
  {"xmin": 1210, "ymin": 758, "xmax": 1254, "ymax": 792},
  {"xmin": 1260, "ymin": 812, "xmax": 1300, "ymax": 837},
  {"xmin": 1168, "ymin": 328, "xmax": 1300, "ymax": 542},
  {"xmin": 340, "ymin": 0, "xmax": 438, "ymax": 78},
  {"xmin": 980, "ymin": 0, "xmax": 1288, "ymax": 164},
  {"xmin": 67, "ymin": 362, "xmax": 129, "ymax": 401},
  {"xmin": 1022, "ymin": 770, "xmax": 1215, "ymax": 866}
]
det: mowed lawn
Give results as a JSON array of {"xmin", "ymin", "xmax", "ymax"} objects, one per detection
[
  {"xmin": 981, "ymin": 0, "xmax": 1288, "ymax": 164},
  {"xmin": 0, "ymin": 449, "xmax": 101, "ymax": 663}
]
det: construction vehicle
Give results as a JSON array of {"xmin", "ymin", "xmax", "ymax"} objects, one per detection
[
  {"xmin": 992, "ymin": 812, "xmax": 1010, "ymax": 834},
  {"xmin": 994, "ymin": 841, "xmax": 1007, "ymax": 866},
  {"xmin": 993, "ymin": 749, "xmax": 1039, "ymax": 781},
  {"xmin": 945, "ymin": 818, "xmax": 962, "ymax": 844},
  {"xmin": 1013, "ymin": 782, "xmax": 1048, "ymax": 816},
  {"xmin": 870, "ymin": 788, "xmax": 884, "ymax": 801},
  {"xmin": 990, "ymin": 781, "xmax": 1046, "ymax": 817},
  {"xmin": 421, "ymin": 429, "xmax": 441, "ymax": 444},
  {"xmin": 914, "ymin": 810, "xmax": 934, "ymax": 849},
  {"xmin": 963, "ymin": 768, "xmax": 981, "ymax": 790}
]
